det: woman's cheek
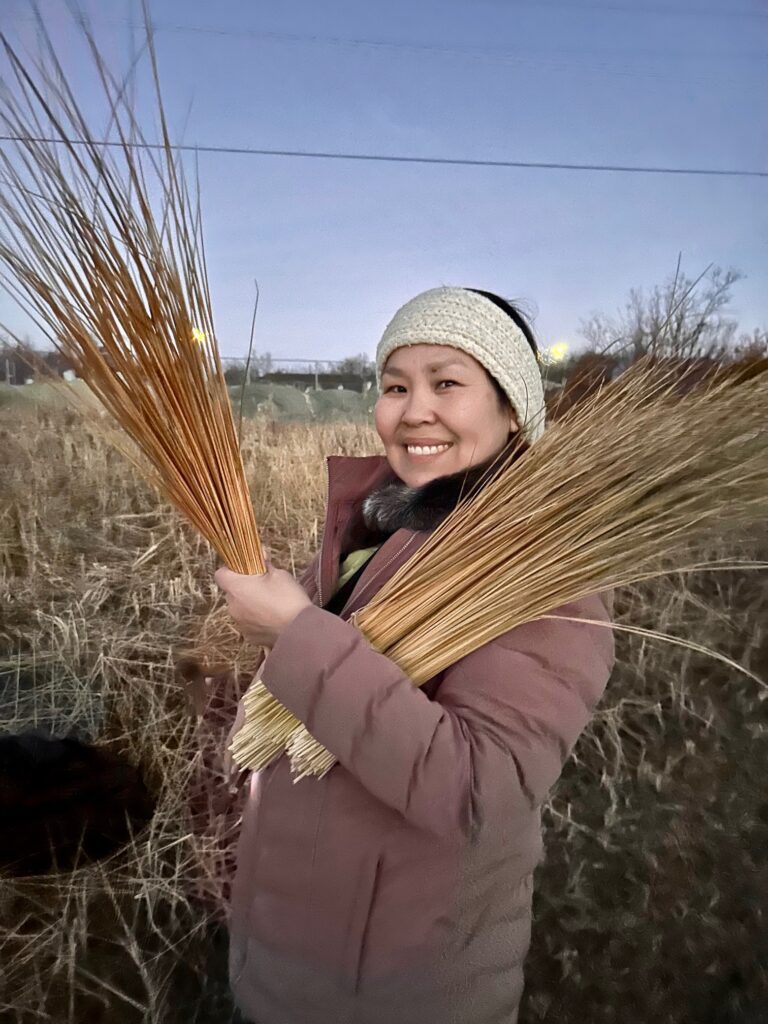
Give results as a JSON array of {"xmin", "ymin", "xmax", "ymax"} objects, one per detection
[{"xmin": 373, "ymin": 407, "xmax": 388, "ymax": 442}]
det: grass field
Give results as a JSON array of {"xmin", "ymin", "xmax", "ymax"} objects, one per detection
[
  {"xmin": 0, "ymin": 380, "xmax": 376, "ymax": 422},
  {"xmin": 0, "ymin": 404, "xmax": 765, "ymax": 1023}
]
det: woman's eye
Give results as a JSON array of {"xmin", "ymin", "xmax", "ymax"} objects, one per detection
[
  {"xmin": 383, "ymin": 384, "xmax": 406, "ymax": 393},
  {"xmin": 438, "ymin": 380, "xmax": 458, "ymax": 389}
]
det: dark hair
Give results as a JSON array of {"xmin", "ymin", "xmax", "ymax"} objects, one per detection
[
  {"xmin": 466, "ymin": 289, "xmax": 539, "ymax": 357},
  {"xmin": 465, "ymin": 288, "xmax": 539, "ymax": 410}
]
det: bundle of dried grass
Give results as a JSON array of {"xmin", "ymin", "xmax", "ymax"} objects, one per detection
[
  {"xmin": 229, "ymin": 360, "xmax": 768, "ymax": 778},
  {"xmin": 0, "ymin": 17, "xmax": 264, "ymax": 575}
]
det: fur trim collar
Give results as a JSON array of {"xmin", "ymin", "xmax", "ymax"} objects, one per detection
[{"xmin": 362, "ymin": 449, "xmax": 509, "ymax": 534}]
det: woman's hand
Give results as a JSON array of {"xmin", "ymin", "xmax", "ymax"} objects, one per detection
[{"xmin": 214, "ymin": 562, "xmax": 312, "ymax": 649}]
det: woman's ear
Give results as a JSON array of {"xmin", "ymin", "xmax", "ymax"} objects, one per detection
[{"xmin": 509, "ymin": 412, "xmax": 520, "ymax": 435}]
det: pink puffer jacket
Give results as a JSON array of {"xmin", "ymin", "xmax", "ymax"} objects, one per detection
[{"xmin": 229, "ymin": 455, "xmax": 615, "ymax": 1024}]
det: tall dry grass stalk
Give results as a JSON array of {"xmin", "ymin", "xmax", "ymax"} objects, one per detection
[
  {"xmin": 230, "ymin": 360, "xmax": 768, "ymax": 778},
  {"xmin": 0, "ymin": 15, "xmax": 264, "ymax": 575}
]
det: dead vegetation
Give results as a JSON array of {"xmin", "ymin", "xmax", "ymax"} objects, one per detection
[{"xmin": 0, "ymin": 406, "xmax": 765, "ymax": 1022}]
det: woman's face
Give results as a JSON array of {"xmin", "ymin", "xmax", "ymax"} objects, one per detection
[{"xmin": 375, "ymin": 344, "xmax": 519, "ymax": 488}]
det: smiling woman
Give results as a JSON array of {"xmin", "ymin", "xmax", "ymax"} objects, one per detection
[
  {"xmin": 377, "ymin": 346, "xmax": 519, "ymax": 486},
  {"xmin": 218, "ymin": 287, "xmax": 613, "ymax": 1024},
  {"xmin": 374, "ymin": 287, "xmax": 542, "ymax": 486}
]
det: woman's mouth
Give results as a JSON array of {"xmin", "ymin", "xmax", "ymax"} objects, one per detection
[{"xmin": 403, "ymin": 442, "xmax": 453, "ymax": 458}]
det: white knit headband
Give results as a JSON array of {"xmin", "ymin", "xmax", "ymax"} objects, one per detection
[{"xmin": 376, "ymin": 286, "xmax": 546, "ymax": 443}]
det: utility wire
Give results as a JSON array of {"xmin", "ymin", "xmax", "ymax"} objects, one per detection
[
  {"xmin": 7, "ymin": 1, "xmax": 766, "ymax": 27},
  {"xmin": 150, "ymin": 23, "xmax": 768, "ymax": 62},
  {"xmin": 7, "ymin": 16, "xmax": 766, "ymax": 76},
  {"xmin": 143, "ymin": 25, "xmax": 765, "ymax": 84},
  {"xmin": 0, "ymin": 134, "xmax": 765, "ymax": 179}
]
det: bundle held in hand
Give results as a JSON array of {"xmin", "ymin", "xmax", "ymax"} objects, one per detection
[{"xmin": 228, "ymin": 361, "xmax": 768, "ymax": 779}]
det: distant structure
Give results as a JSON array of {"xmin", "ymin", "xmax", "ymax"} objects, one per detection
[
  {"xmin": 0, "ymin": 350, "xmax": 377, "ymax": 392},
  {"xmin": 253, "ymin": 371, "xmax": 374, "ymax": 393},
  {"xmin": 0, "ymin": 349, "xmax": 76, "ymax": 385}
]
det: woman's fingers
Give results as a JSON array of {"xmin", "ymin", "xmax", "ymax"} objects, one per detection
[{"xmin": 214, "ymin": 566, "xmax": 234, "ymax": 591}]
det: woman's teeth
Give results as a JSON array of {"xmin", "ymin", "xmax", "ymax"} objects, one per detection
[{"xmin": 405, "ymin": 443, "xmax": 452, "ymax": 456}]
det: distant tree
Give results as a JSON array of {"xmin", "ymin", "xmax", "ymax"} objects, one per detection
[
  {"xmin": 268, "ymin": 362, "xmax": 314, "ymax": 375},
  {"xmin": 224, "ymin": 351, "xmax": 274, "ymax": 385},
  {"xmin": 733, "ymin": 328, "xmax": 768, "ymax": 362},
  {"xmin": 336, "ymin": 353, "xmax": 375, "ymax": 377},
  {"xmin": 252, "ymin": 351, "xmax": 274, "ymax": 377},
  {"xmin": 223, "ymin": 361, "xmax": 248, "ymax": 386},
  {"xmin": 580, "ymin": 263, "xmax": 743, "ymax": 367},
  {"xmin": 548, "ymin": 352, "xmax": 619, "ymax": 419}
]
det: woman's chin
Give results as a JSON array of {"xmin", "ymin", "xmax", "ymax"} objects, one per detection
[
  {"xmin": 402, "ymin": 471, "xmax": 438, "ymax": 487},
  {"xmin": 393, "ymin": 457, "xmax": 457, "ymax": 488}
]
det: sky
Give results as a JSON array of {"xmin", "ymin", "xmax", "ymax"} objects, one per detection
[{"xmin": 1, "ymin": 0, "xmax": 766, "ymax": 363}]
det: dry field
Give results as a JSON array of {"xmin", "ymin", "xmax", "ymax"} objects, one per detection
[{"xmin": 0, "ymin": 405, "xmax": 766, "ymax": 1023}]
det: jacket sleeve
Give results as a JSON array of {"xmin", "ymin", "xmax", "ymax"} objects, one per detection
[{"xmin": 260, "ymin": 594, "xmax": 615, "ymax": 841}]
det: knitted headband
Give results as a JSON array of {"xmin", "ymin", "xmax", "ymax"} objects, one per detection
[{"xmin": 376, "ymin": 286, "xmax": 546, "ymax": 443}]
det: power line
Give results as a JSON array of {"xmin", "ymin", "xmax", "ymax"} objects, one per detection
[
  {"xmin": 0, "ymin": 134, "xmax": 765, "ymax": 179},
  {"xmin": 7, "ymin": 16, "xmax": 766, "ymax": 78},
  {"xmin": 150, "ymin": 22, "xmax": 768, "ymax": 61},
  {"xmin": 144, "ymin": 24, "xmax": 765, "ymax": 84},
  {"xmin": 7, "ymin": 1, "xmax": 767, "ymax": 32}
]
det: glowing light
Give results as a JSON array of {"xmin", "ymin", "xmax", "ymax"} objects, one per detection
[
  {"xmin": 191, "ymin": 327, "xmax": 207, "ymax": 345},
  {"xmin": 549, "ymin": 341, "xmax": 569, "ymax": 362},
  {"xmin": 541, "ymin": 340, "xmax": 569, "ymax": 365}
]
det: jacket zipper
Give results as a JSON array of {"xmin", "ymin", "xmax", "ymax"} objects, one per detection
[{"xmin": 316, "ymin": 459, "xmax": 330, "ymax": 608}]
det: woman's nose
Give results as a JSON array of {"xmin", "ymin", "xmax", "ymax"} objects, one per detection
[{"xmin": 401, "ymin": 388, "xmax": 438, "ymax": 424}]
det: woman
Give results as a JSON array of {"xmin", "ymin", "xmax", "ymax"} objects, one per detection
[{"xmin": 215, "ymin": 286, "xmax": 615, "ymax": 1024}]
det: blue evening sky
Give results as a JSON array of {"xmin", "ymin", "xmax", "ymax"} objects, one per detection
[{"xmin": 2, "ymin": 0, "xmax": 766, "ymax": 362}]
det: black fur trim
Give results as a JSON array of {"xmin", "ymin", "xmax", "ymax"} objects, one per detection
[{"xmin": 362, "ymin": 449, "xmax": 511, "ymax": 534}]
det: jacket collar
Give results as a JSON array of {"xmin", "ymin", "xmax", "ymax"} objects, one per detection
[
  {"xmin": 326, "ymin": 454, "xmax": 394, "ymax": 506},
  {"xmin": 317, "ymin": 448, "xmax": 515, "ymax": 609},
  {"xmin": 325, "ymin": 444, "xmax": 514, "ymax": 532},
  {"xmin": 361, "ymin": 453, "xmax": 506, "ymax": 533},
  {"xmin": 318, "ymin": 455, "xmax": 397, "ymax": 607}
]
